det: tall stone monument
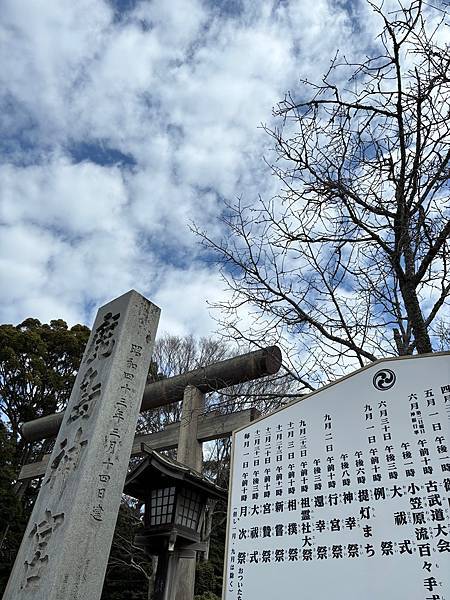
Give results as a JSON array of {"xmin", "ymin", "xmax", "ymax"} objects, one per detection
[{"xmin": 3, "ymin": 290, "xmax": 160, "ymax": 600}]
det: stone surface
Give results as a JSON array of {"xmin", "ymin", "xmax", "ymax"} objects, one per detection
[
  {"xmin": 176, "ymin": 385, "xmax": 204, "ymax": 471},
  {"xmin": 21, "ymin": 346, "xmax": 281, "ymax": 442},
  {"xmin": 175, "ymin": 385, "xmax": 204, "ymax": 600},
  {"xmin": 17, "ymin": 408, "xmax": 260, "ymax": 481},
  {"xmin": 3, "ymin": 290, "xmax": 160, "ymax": 600}
]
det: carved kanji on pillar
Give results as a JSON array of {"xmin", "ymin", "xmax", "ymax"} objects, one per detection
[
  {"xmin": 3, "ymin": 291, "xmax": 160, "ymax": 600},
  {"xmin": 85, "ymin": 311, "xmax": 120, "ymax": 365},
  {"xmin": 67, "ymin": 367, "xmax": 102, "ymax": 424},
  {"xmin": 44, "ymin": 427, "xmax": 88, "ymax": 494},
  {"xmin": 21, "ymin": 510, "xmax": 65, "ymax": 590}
]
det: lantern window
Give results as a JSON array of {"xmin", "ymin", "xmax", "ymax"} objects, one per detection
[
  {"xmin": 177, "ymin": 488, "xmax": 202, "ymax": 529},
  {"xmin": 149, "ymin": 487, "xmax": 176, "ymax": 525}
]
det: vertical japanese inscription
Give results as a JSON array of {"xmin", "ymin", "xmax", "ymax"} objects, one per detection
[
  {"xmin": 21, "ymin": 510, "xmax": 65, "ymax": 590},
  {"xmin": 43, "ymin": 314, "xmax": 121, "ymax": 501},
  {"xmin": 85, "ymin": 312, "xmax": 120, "ymax": 365},
  {"xmin": 67, "ymin": 368, "xmax": 102, "ymax": 424},
  {"xmin": 24, "ymin": 312, "xmax": 121, "ymax": 585},
  {"xmin": 225, "ymin": 356, "xmax": 450, "ymax": 600},
  {"xmin": 91, "ymin": 342, "xmax": 143, "ymax": 522},
  {"xmin": 45, "ymin": 428, "xmax": 87, "ymax": 493}
]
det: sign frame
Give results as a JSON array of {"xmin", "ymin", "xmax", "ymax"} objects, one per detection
[{"xmin": 223, "ymin": 351, "xmax": 450, "ymax": 600}]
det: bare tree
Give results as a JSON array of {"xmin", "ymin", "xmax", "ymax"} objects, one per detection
[
  {"xmin": 137, "ymin": 333, "xmax": 296, "ymax": 489},
  {"xmin": 137, "ymin": 334, "xmax": 230, "ymax": 435},
  {"xmin": 101, "ymin": 501, "xmax": 153, "ymax": 600},
  {"xmin": 435, "ymin": 321, "xmax": 450, "ymax": 351},
  {"xmin": 152, "ymin": 334, "xmax": 229, "ymax": 377},
  {"xmin": 194, "ymin": 0, "xmax": 450, "ymax": 389},
  {"xmin": 138, "ymin": 334, "xmax": 295, "ymax": 435}
]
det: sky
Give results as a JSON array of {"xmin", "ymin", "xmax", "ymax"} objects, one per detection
[{"xmin": 0, "ymin": 0, "xmax": 374, "ymax": 338}]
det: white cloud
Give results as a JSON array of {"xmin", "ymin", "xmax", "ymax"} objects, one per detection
[
  {"xmin": 0, "ymin": 160, "xmax": 128, "ymax": 234},
  {"xmin": 153, "ymin": 265, "xmax": 226, "ymax": 337},
  {"xmin": 0, "ymin": 0, "xmax": 369, "ymax": 336}
]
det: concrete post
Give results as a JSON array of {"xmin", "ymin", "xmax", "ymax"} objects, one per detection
[
  {"xmin": 175, "ymin": 385, "xmax": 204, "ymax": 600},
  {"xmin": 3, "ymin": 290, "xmax": 160, "ymax": 600}
]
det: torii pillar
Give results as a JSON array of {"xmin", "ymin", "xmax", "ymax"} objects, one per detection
[{"xmin": 175, "ymin": 385, "xmax": 204, "ymax": 600}]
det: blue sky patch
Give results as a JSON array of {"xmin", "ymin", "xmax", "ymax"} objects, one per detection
[{"xmin": 67, "ymin": 141, "xmax": 137, "ymax": 168}]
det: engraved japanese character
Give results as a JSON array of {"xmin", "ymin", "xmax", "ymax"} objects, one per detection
[{"xmin": 21, "ymin": 510, "xmax": 64, "ymax": 589}]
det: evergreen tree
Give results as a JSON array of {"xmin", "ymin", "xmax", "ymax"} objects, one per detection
[
  {"xmin": 0, "ymin": 422, "xmax": 26, "ymax": 592},
  {"xmin": 0, "ymin": 318, "xmax": 90, "ymax": 595},
  {"xmin": 0, "ymin": 318, "xmax": 90, "ymax": 465}
]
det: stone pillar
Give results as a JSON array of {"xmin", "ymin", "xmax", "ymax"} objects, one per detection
[
  {"xmin": 153, "ymin": 542, "xmax": 181, "ymax": 600},
  {"xmin": 3, "ymin": 290, "xmax": 160, "ymax": 600},
  {"xmin": 175, "ymin": 385, "xmax": 204, "ymax": 600},
  {"xmin": 177, "ymin": 385, "xmax": 204, "ymax": 471}
]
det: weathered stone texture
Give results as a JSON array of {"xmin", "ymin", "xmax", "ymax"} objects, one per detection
[{"xmin": 3, "ymin": 290, "xmax": 160, "ymax": 600}]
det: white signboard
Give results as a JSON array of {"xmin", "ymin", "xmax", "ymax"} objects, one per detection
[{"xmin": 224, "ymin": 354, "xmax": 450, "ymax": 600}]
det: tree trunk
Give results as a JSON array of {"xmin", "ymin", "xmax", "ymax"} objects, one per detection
[{"xmin": 398, "ymin": 279, "xmax": 433, "ymax": 354}]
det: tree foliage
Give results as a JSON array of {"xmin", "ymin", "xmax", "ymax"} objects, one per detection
[
  {"xmin": 0, "ymin": 318, "xmax": 90, "ymax": 464},
  {"xmin": 195, "ymin": 0, "xmax": 450, "ymax": 388},
  {"xmin": 0, "ymin": 422, "xmax": 26, "ymax": 592},
  {"xmin": 137, "ymin": 334, "xmax": 230, "ymax": 435},
  {"xmin": 0, "ymin": 318, "xmax": 90, "ymax": 595}
]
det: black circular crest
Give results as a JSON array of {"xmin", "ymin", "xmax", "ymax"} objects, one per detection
[{"xmin": 373, "ymin": 368, "xmax": 396, "ymax": 391}]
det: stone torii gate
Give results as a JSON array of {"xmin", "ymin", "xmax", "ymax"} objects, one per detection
[
  {"xmin": 18, "ymin": 344, "xmax": 282, "ymax": 479},
  {"xmin": 16, "ymin": 312, "xmax": 282, "ymax": 600}
]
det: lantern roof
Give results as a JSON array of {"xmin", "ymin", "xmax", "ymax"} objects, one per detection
[{"xmin": 124, "ymin": 444, "xmax": 228, "ymax": 502}]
